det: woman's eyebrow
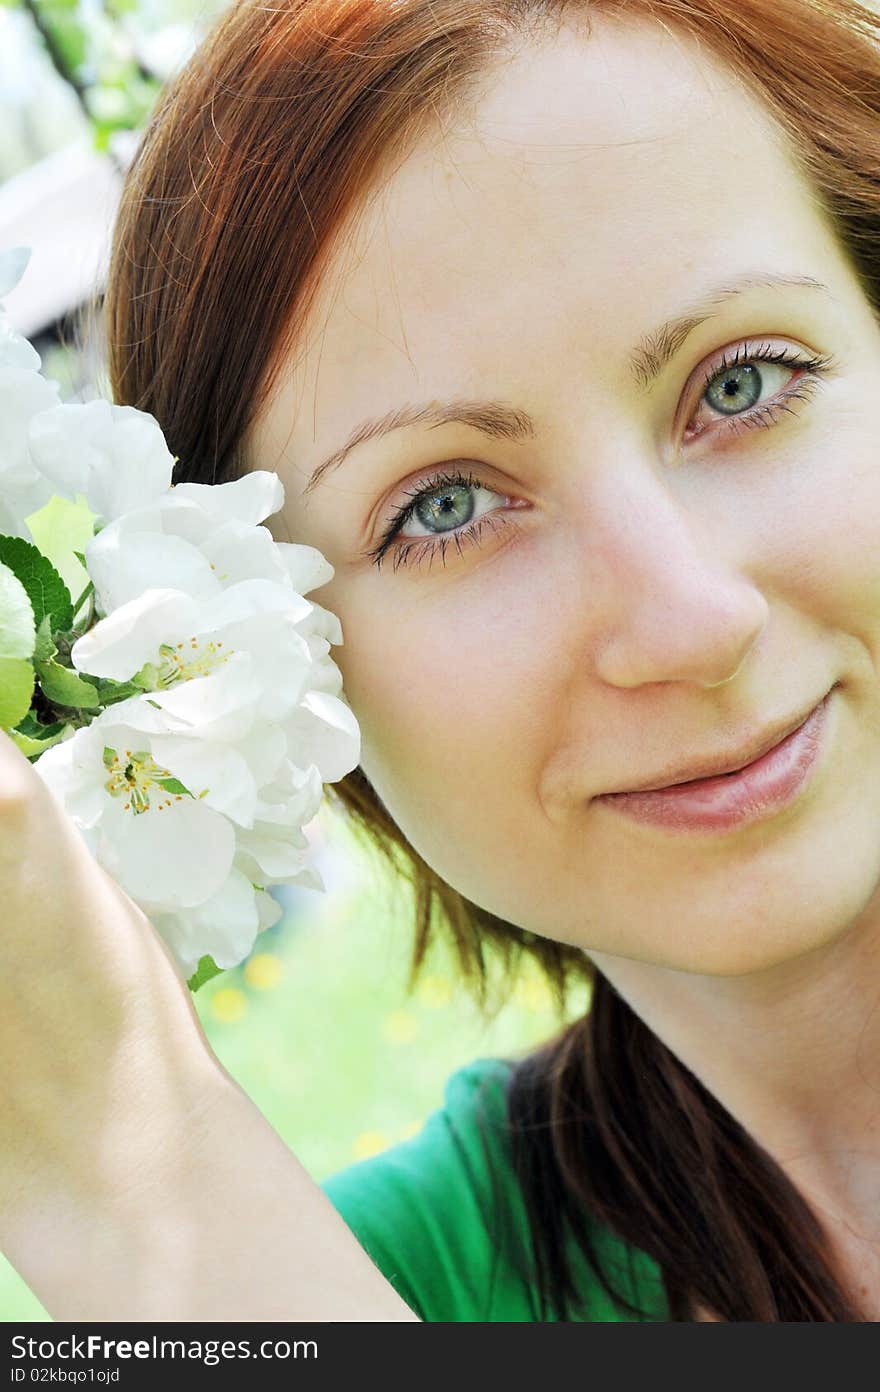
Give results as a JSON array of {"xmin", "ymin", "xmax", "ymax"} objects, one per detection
[
  {"xmin": 302, "ymin": 271, "xmax": 830, "ymax": 498},
  {"xmin": 629, "ymin": 271, "xmax": 830, "ymax": 389}
]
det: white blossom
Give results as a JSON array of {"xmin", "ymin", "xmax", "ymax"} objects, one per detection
[
  {"xmin": 70, "ymin": 580, "xmax": 316, "ymax": 728},
  {"xmin": 0, "ymin": 313, "xmax": 41, "ymax": 373},
  {"xmin": 82, "ymin": 472, "xmax": 332, "ymax": 617},
  {"xmin": 0, "ymin": 246, "xmax": 30, "ymax": 299},
  {"xmin": 0, "ymin": 369, "xmax": 60, "ymax": 538},
  {"xmin": 0, "ymin": 248, "xmax": 41, "ymax": 373},
  {"xmin": 3, "ymin": 248, "xmax": 361, "ymax": 982},
  {"xmin": 0, "ymin": 247, "xmax": 59, "ymax": 535},
  {"xmin": 28, "ymin": 400, "xmax": 175, "ymax": 526},
  {"xmin": 149, "ymin": 872, "xmax": 290, "ymax": 977},
  {"xmin": 34, "ymin": 698, "xmax": 240, "ymax": 916}
]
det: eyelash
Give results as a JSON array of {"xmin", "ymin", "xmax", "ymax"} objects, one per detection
[{"xmin": 366, "ymin": 342, "xmax": 836, "ymax": 572}]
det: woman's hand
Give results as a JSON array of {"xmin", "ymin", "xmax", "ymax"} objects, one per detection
[
  {"xmin": 0, "ymin": 731, "xmax": 418, "ymax": 1321},
  {"xmin": 0, "ymin": 728, "xmax": 219, "ymax": 1299}
]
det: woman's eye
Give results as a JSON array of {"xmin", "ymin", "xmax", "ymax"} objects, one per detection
[
  {"xmin": 366, "ymin": 469, "xmax": 516, "ymax": 571},
  {"xmin": 685, "ymin": 345, "xmax": 832, "ymax": 441},
  {"xmin": 396, "ymin": 478, "xmax": 504, "ymax": 539},
  {"xmin": 705, "ymin": 360, "xmax": 789, "ymax": 414}
]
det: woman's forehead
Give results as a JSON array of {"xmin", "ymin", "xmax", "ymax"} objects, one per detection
[{"xmin": 255, "ymin": 14, "xmax": 842, "ymax": 487}]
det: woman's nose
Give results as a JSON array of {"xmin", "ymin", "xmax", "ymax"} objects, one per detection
[{"xmin": 589, "ymin": 470, "xmax": 769, "ymax": 691}]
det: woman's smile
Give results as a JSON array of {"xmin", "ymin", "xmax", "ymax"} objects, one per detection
[{"xmin": 593, "ymin": 686, "xmax": 835, "ymax": 835}]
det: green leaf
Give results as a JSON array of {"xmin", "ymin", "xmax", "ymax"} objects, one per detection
[
  {"xmin": 16, "ymin": 712, "xmax": 67, "ymax": 739},
  {"xmin": 92, "ymin": 677, "xmax": 145, "ymax": 708},
  {"xmin": 10, "ymin": 724, "xmax": 72, "ymax": 759},
  {"xmin": 25, "ymin": 495, "xmax": 96, "ymax": 620},
  {"xmin": 35, "ymin": 658, "xmax": 100, "ymax": 709},
  {"xmin": 0, "ymin": 658, "xmax": 35, "ymax": 730},
  {"xmin": 15, "ymin": 710, "xmax": 45, "ymax": 738},
  {"xmin": 33, "ymin": 612, "xmax": 58, "ymax": 665},
  {"xmin": 187, "ymin": 955, "xmax": 223, "ymax": 993},
  {"xmin": 0, "ymin": 559, "xmax": 36, "ymax": 660},
  {"xmin": 0, "ymin": 536, "xmax": 73, "ymax": 634}
]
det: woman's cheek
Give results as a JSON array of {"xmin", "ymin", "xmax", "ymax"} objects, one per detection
[
  {"xmin": 334, "ymin": 561, "xmax": 564, "ymax": 862},
  {"xmin": 778, "ymin": 423, "xmax": 880, "ymax": 647}
]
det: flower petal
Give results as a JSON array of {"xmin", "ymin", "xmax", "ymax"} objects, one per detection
[
  {"xmin": 285, "ymin": 690, "xmax": 361, "ymax": 782},
  {"xmin": 150, "ymin": 867, "xmax": 262, "ymax": 974},
  {"xmin": 71, "ymin": 588, "xmax": 200, "ymax": 680},
  {"xmin": 149, "ymin": 733, "xmax": 257, "ymax": 828},
  {"xmin": 85, "ymin": 528, "xmax": 220, "ymax": 616},
  {"xmin": 29, "ymin": 401, "xmax": 174, "ymax": 524},
  {"xmin": 98, "ymin": 796, "xmax": 235, "ymax": 911},
  {"xmin": 275, "ymin": 542, "xmax": 335, "ymax": 595},
  {"xmin": 0, "ymin": 311, "xmax": 41, "ymax": 372},
  {"xmin": 197, "ymin": 577, "xmax": 312, "ymax": 630},
  {"xmin": 146, "ymin": 655, "xmax": 260, "ymax": 732},
  {"xmin": 255, "ymin": 887, "xmax": 284, "ymax": 933},
  {"xmin": 235, "ymin": 824, "xmax": 309, "ymax": 881},
  {"xmin": 171, "ymin": 471, "xmax": 284, "ymax": 527},
  {"xmin": 0, "ymin": 246, "xmax": 30, "ymax": 298}
]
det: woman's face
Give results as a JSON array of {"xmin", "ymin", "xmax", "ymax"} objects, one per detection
[{"xmin": 250, "ymin": 14, "xmax": 880, "ymax": 976}]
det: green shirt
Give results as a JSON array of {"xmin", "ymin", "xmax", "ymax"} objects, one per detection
[{"xmin": 320, "ymin": 1055, "xmax": 669, "ymax": 1321}]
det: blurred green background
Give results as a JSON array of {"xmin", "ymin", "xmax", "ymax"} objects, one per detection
[{"xmin": 0, "ymin": 0, "xmax": 590, "ymax": 1321}]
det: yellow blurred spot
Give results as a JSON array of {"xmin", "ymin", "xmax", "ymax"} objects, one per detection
[
  {"xmin": 244, "ymin": 952, "xmax": 283, "ymax": 991},
  {"xmin": 211, "ymin": 987, "xmax": 248, "ymax": 1023},
  {"xmin": 382, "ymin": 1009, "xmax": 418, "ymax": 1044},
  {"xmin": 513, "ymin": 974, "xmax": 553, "ymax": 1013},
  {"xmin": 352, "ymin": 1130, "xmax": 391, "ymax": 1160},
  {"xmin": 400, "ymin": 1119, "xmax": 424, "ymax": 1140},
  {"xmin": 415, "ymin": 974, "xmax": 453, "ymax": 1008}
]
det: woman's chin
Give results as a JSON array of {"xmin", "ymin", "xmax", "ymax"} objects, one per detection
[{"xmin": 580, "ymin": 881, "xmax": 880, "ymax": 980}]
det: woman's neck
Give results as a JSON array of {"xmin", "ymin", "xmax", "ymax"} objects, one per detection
[{"xmin": 587, "ymin": 906, "xmax": 880, "ymax": 1278}]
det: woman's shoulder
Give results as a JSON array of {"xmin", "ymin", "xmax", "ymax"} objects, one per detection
[
  {"xmin": 319, "ymin": 1055, "xmax": 538, "ymax": 1321},
  {"xmin": 320, "ymin": 1053, "xmax": 668, "ymax": 1322}
]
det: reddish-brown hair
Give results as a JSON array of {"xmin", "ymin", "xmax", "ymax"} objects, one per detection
[{"xmin": 106, "ymin": 0, "xmax": 880, "ymax": 1321}]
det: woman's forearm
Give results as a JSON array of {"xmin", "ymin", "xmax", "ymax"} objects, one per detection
[
  {"xmin": 3, "ymin": 1060, "xmax": 419, "ymax": 1322},
  {"xmin": 0, "ymin": 739, "xmax": 415, "ymax": 1323}
]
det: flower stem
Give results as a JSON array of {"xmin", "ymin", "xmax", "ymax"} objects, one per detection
[{"xmin": 72, "ymin": 579, "xmax": 95, "ymax": 616}]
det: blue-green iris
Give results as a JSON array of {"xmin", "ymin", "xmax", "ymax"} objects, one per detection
[
  {"xmin": 706, "ymin": 362, "xmax": 762, "ymax": 415},
  {"xmin": 415, "ymin": 483, "xmax": 475, "ymax": 531}
]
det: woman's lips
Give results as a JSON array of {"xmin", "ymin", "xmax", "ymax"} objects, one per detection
[{"xmin": 594, "ymin": 690, "xmax": 833, "ymax": 834}]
